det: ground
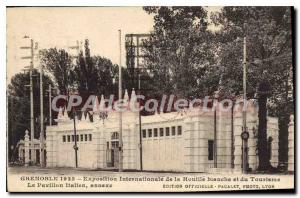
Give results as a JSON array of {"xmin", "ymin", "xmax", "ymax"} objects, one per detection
[
  {"xmin": 8, "ymin": 166, "xmax": 205, "ymax": 176},
  {"xmin": 7, "ymin": 165, "xmax": 294, "ymax": 176}
]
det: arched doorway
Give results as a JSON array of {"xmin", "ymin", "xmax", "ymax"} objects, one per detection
[{"xmin": 106, "ymin": 132, "xmax": 119, "ymax": 168}]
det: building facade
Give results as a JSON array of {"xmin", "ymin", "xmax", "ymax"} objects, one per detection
[{"xmin": 42, "ymin": 90, "xmax": 280, "ymax": 173}]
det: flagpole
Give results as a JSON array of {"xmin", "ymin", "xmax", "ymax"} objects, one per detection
[
  {"xmin": 242, "ymin": 36, "xmax": 249, "ymax": 174},
  {"xmin": 118, "ymin": 29, "xmax": 123, "ymax": 172}
]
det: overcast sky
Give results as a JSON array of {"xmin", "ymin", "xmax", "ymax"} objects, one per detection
[{"xmin": 7, "ymin": 7, "xmax": 221, "ymax": 81}]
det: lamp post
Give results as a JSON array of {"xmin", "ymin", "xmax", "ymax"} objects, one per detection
[
  {"xmin": 37, "ymin": 43, "xmax": 46, "ymax": 167},
  {"xmin": 231, "ymin": 95, "xmax": 236, "ymax": 169},
  {"xmin": 118, "ymin": 30, "xmax": 123, "ymax": 172},
  {"xmin": 47, "ymin": 84, "xmax": 56, "ymax": 126},
  {"xmin": 213, "ymin": 90, "xmax": 219, "ymax": 168},
  {"xmin": 137, "ymin": 69, "xmax": 154, "ymax": 171},
  {"xmin": 20, "ymin": 36, "xmax": 35, "ymax": 164},
  {"xmin": 10, "ymin": 145, "xmax": 14, "ymax": 163},
  {"xmin": 138, "ymin": 73, "xmax": 143, "ymax": 171},
  {"xmin": 241, "ymin": 36, "xmax": 249, "ymax": 174},
  {"xmin": 73, "ymin": 107, "xmax": 78, "ymax": 168}
]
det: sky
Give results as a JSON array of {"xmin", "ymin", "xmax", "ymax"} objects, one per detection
[{"xmin": 7, "ymin": 7, "xmax": 221, "ymax": 81}]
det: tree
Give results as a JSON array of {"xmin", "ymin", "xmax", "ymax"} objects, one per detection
[
  {"xmin": 212, "ymin": 7, "xmax": 293, "ymax": 171},
  {"xmin": 40, "ymin": 48, "xmax": 74, "ymax": 95},
  {"xmin": 74, "ymin": 39, "xmax": 97, "ymax": 94},
  {"xmin": 94, "ymin": 55, "xmax": 119, "ymax": 97},
  {"xmin": 143, "ymin": 7, "xmax": 217, "ymax": 99},
  {"xmin": 73, "ymin": 39, "xmax": 121, "ymax": 97},
  {"xmin": 7, "ymin": 70, "xmax": 54, "ymax": 161},
  {"xmin": 125, "ymin": 35, "xmax": 136, "ymax": 90}
]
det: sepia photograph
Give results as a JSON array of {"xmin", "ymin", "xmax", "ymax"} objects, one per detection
[{"xmin": 6, "ymin": 6, "xmax": 294, "ymax": 192}]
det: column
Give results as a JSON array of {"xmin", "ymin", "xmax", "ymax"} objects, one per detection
[
  {"xmin": 217, "ymin": 107, "xmax": 232, "ymax": 169},
  {"xmin": 246, "ymin": 112, "xmax": 259, "ymax": 171},
  {"xmin": 31, "ymin": 143, "xmax": 36, "ymax": 164},
  {"xmin": 46, "ymin": 131, "xmax": 58, "ymax": 167},
  {"xmin": 24, "ymin": 130, "xmax": 30, "ymax": 166},
  {"xmin": 183, "ymin": 116, "xmax": 194, "ymax": 172},
  {"xmin": 96, "ymin": 122, "xmax": 106, "ymax": 169},
  {"xmin": 233, "ymin": 108, "xmax": 243, "ymax": 172},
  {"xmin": 198, "ymin": 118, "xmax": 208, "ymax": 172}
]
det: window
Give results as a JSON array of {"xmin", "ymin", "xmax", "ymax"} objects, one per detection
[
  {"xmin": 67, "ymin": 135, "xmax": 70, "ymax": 142},
  {"xmin": 172, "ymin": 126, "xmax": 176, "ymax": 136},
  {"xmin": 160, "ymin": 128, "xmax": 164, "ymax": 137},
  {"xmin": 80, "ymin": 134, "xmax": 83, "ymax": 141},
  {"xmin": 72, "ymin": 135, "xmax": 75, "ymax": 142},
  {"xmin": 111, "ymin": 132, "xmax": 119, "ymax": 140},
  {"xmin": 142, "ymin": 129, "xmax": 146, "ymax": 138},
  {"xmin": 85, "ymin": 134, "xmax": 88, "ymax": 141},
  {"xmin": 89, "ymin": 134, "xmax": 92, "ymax": 141},
  {"xmin": 76, "ymin": 135, "xmax": 79, "ymax": 141},
  {"xmin": 148, "ymin": 129, "xmax": 152, "ymax": 137},
  {"xmin": 62, "ymin": 135, "xmax": 66, "ymax": 142},
  {"xmin": 154, "ymin": 128, "xmax": 158, "ymax": 137},
  {"xmin": 166, "ymin": 127, "xmax": 170, "ymax": 136},
  {"xmin": 177, "ymin": 126, "xmax": 182, "ymax": 135},
  {"xmin": 208, "ymin": 140, "xmax": 214, "ymax": 160}
]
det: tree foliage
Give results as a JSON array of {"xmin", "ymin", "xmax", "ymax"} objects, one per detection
[
  {"xmin": 143, "ymin": 7, "xmax": 217, "ymax": 99},
  {"xmin": 143, "ymin": 6, "xmax": 293, "ymax": 169},
  {"xmin": 73, "ymin": 39, "xmax": 119, "ymax": 97},
  {"xmin": 212, "ymin": 7, "xmax": 292, "ymax": 97},
  {"xmin": 40, "ymin": 48, "xmax": 74, "ymax": 95},
  {"xmin": 213, "ymin": 7, "xmax": 293, "ymax": 168},
  {"xmin": 8, "ymin": 70, "xmax": 54, "ymax": 160}
]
